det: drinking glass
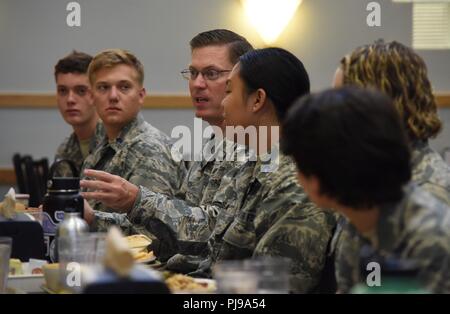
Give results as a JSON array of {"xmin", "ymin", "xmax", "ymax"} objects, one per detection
[{"xmin": 0, "ymin": 237, "xmax": 12, "ymax": 293}]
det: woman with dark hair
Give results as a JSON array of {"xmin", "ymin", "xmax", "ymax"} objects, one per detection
[
  {"xmin": 169, "ymin": 48, "xmax": 337, "ymax": 293},
  {"xmin": 331, "ymin": 40, "xmax": 450, "ymax": 293},
  {"xmin": 282, "ymin": 87, "xmax": 450, "ymax": 293},
  {"xmin": 219, "ymin": 47, "xmax": 336, "ymax": 293}
]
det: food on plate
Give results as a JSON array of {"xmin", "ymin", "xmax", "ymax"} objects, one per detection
[
  {"xmin": 125, "ymin": 234, "xmax": 152, "ymax": 249},
  {"xmin": 165, "ymin": 274, "xmax": 216, "ymax": 293},
  {"xmin": 125, "ymin": 234, "xmax": 155, "ymax": 262},
  {"xmin": 133, "ymin": 250, "xmax": 155, "ymax": 263},
  {"xmin": 9, "ymin": 259, "xmax": 23, "ymax": 275},
  {"xmin": 31, "ymin": 268, "xmax": 44, "ymax": 274}
]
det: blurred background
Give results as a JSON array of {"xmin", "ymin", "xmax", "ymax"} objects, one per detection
[{"xmin": 0, "ymin": 0, "xmax": 449, "ymax": 195}]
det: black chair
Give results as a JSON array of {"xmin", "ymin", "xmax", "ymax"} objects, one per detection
[
  {"xmin": 12, "ymin": 153, "xmax": 49, "ymax": 207},
  {"xmin": 0, "ymin": 218, "xmax": 45, "ymax": 261}
]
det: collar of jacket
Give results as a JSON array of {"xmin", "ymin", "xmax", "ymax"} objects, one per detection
[
  {"xmin": 367, "ymin": 183, "xmax": 417, "ymax": 254},
  {"xmin": 410, "ymin": 140, "xmax": 430, "ymax": 167},
  {"xmin": 98, "ymin": 114, "xmax": 145, "ymax": 151}
]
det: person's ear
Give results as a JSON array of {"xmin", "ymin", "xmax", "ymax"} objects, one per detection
[
  {"xmin": 250, "ymin": 88, "xmax": 267, "ymax": 113},
  {"xmin": 87, "ymin": 89, "xmax": 94, "ymax": 105},
  {"xmin": 308, "ymin": 175, "xmax": 322, "ymax": 196},
  {"xmin": 297, "ymin": 172, "xmax": 323, "ymax": 199},
  {"xmin": 138, "ymin": 87, "xmax": 146, "ymax": 105}
]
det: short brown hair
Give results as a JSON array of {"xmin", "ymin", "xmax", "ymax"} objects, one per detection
[
  {"xmin": 190, "ymin": 29, "xmax": 253, "ymax": 65},
  {"xmin": 54, "ymin": 50, "xmax": 92, "ymax": 80},
  {"xmin": 88, "ymin": 49, "xmax": 144, "ymax": 86},
  {"xmin": 340, "ymin": 40, "xmax": 442, "ymax": 141}
]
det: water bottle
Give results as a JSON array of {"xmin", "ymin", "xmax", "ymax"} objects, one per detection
[
  {"xmin": 42, "ymin": 159, "xmax": 84, "ymax": 262},
  {"xmin": 56, "ymin": 210, "xmax": 88, "ymax": 262},
  {"xmin": 56, "ymin": 211, "xmax": 88, "ymax": 239}
]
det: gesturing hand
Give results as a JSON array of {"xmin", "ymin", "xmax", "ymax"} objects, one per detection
[{"xmin": 80, "ymin": 169, "xmax": 139, "ymax": 213}]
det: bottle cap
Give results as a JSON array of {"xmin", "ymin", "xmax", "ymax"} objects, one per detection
[{"xmin": 47, "ymin": 177, "xmax": 80, "ymax": 191}]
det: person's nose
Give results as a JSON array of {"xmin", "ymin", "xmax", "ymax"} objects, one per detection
[
  {"xmin": 192, "ymin": 73, "xmax": 207, "ymax": 89},
  {"xmin": 109, "ymin": 86, "xmax": 119, "ymax": 101},
  {"xmin": 67, "ymin": 90, "xmax": 76, "ymax": 105}
]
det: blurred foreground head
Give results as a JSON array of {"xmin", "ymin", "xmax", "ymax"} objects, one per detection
[{"xmin": 282, "ymin": 86, "xmax": 411, "ymax": 209}]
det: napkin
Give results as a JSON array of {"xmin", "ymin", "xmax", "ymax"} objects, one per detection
[
  {"xmin": 0, "ymin": 188, "xmax": 18, "ymax": 219},
  {"xmin": 103, "ymin": 227, "xmax": 134, "ymax": 277}
]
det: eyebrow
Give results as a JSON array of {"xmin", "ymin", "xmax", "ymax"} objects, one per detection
[
  {"xmin": 95, "ymin": 80, "xmax": 132, "ymax": 85},
  {"xmin": 189, "ymin": 65, "xmax": 223, "ymax": 71},
  {"xmin": 57, "ymin": 84, "xmax": 89, "ymax": 88}
]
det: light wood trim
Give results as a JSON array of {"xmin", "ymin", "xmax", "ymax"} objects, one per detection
[
  {"xmin": 0, "ymin": 93, "xmax": 449, "ymax": 108},
  {"xmin": 0, "ymin": 168, "xmax": 16, "ymax": 186},
  {"xmin": 436, "ymin": 93, "xmax": 450, "ymax": 108},
  {"xmin": 142, "ymin": 95, "xmax": 191, "ymax": 108},
  {"xmin": 0, "ymin": 93, "xmax": 192, "ymax": 109},
  {"xmin": 0, "ymin": 92, "xmax": 449, "ymax": 185}
]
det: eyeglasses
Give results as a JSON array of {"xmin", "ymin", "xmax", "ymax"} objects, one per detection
[{"xmin": 180, "ymin": 68, "xmax": 231, "ymax": 81}]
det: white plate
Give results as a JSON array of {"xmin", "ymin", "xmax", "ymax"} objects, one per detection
[{"xmin": 8, "ymin": 263, "xmax": 45, "ymax": 293}]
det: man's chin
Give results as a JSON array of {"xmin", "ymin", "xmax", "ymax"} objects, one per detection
[
  {"xmin": 195, "ymin": 110, "xmax": 223, "ymax": 125},
  {"xmin": 194, "ymin": 110, "xmax": 209, "ymax": 121},
  {"xmin": 65, "ymin": 117, "xmax": 84, "ymax": 126},
  {"xmin": 101, "ymin": 116, "xmax": 126, "ymax": 126}
]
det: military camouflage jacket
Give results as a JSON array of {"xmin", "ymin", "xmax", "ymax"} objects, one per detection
[
  {"xmin": 85, "ymin": 114, "xmax": 185, "ymax": 229},
  {"xmin": 334, "ymin": 184, "xmax": 450, "ymax": 293},
  {"xmin": 91, "ymin": 136, "xmax": 245, "ymax": 253},
  {"xmin": 167, "ymin": 150, "xmax": 337, "ymax": 293},
  {"xmin": 411, "ymin": 141, "xmax": 450, "ymax": 205},
  {"xmin": 334, "ymin": 140, "xmax": 450, "ymax": 293},
  {"xmin": 124, "ymin": 138, "xmax": 248, "ymax": 257},
  {"xmin": 54, "ymin": 121, "xmax": 104, "ymax": 176}
]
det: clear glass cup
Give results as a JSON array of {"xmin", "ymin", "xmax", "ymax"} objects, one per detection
[
  {"xmin": 248, "ymin": 256, "xmax": 291, "ymax": 294},
  {"xmin": 213, "ymin": 260, "xmax": 259, "ymax": 294},
  {"xmin": 0, "ymin": 237, "xmax": 12, "ymax": 294},
  {"xmin": 58, "ymin": 233, "xmax": 106, "ymax": 292}
]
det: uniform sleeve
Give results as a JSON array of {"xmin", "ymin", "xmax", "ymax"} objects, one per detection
[
  {"xmin": 253, "ymin": 202, "xmax": 336, "ymax": 293},
  {"xmin": 128, "ymin": 165, "xmax": 240, "ymax": 239},
  {"xmin": 333, "ymin": 218, "xmax": 364, "ymax": 293},
  {"xmin": 127, "ymin": 141, "xmax": 187, "ymax": 198},
  {"xmin": 408, "ymin": 230, "xmax": 450, "ymax": 293}
]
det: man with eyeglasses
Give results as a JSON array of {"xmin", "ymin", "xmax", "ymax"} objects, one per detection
[{"xmin": 81, "ymin": 30, "xmax": 254, "ymax": 260}]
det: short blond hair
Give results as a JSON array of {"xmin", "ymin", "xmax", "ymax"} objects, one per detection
[
  {"xmin": 88, "ymin": 49, "xmax": 144, "ymax": 86},
  {"xmin": 340, "ymin": 40, "xmax": 442, "ymax": 141}
]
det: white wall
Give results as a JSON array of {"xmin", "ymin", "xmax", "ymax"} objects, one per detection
[{"xmin": 0, "ymin": 0, "xmax": 449, "ymax": 173}]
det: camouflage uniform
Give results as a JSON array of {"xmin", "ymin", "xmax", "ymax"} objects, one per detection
[
  {"xmin": 167, "ymin": 150, "xmax": 337, "ymax": 293},
  {"xmin": 334, "ymin": 140, "xmax": 450, "ymax": 293},
  {"xmin": 90, "ymin": 135, "xmax": 246, "ymax": 257},
  {"xmin": 334, "ymin": 184, "xmax": 450, "ymax": 293},
  {"xmin": 54, "ymin": 122, "xmax": 104, "ymax": 176},
  {"xmin": 411, "ymin": 140, "xmax": 450, "ymax": 205},
  {"xmin": 125, "ymin": 138, "xmax": 248, "ymax": 259},
  {"xmin": 84, "ymin": 114, "xmax": 186, "ymax": 235}
]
